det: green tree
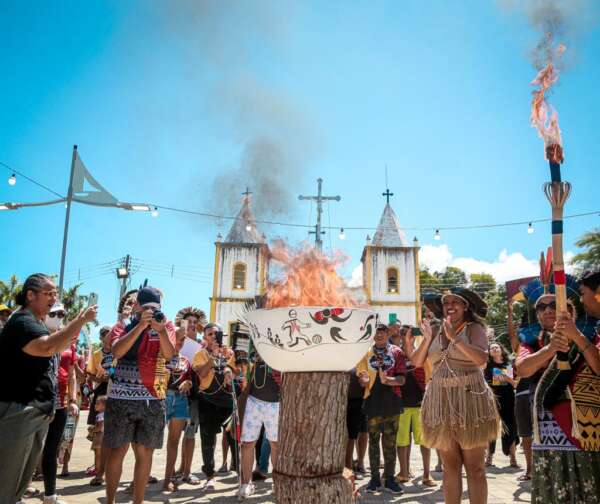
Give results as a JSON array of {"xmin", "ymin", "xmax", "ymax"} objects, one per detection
[
  {"xmin": 0, "ymin": 275, "xmax": 22, "ymax": 308},
  {"xmin": 435, "ymin": 266, "xmax": 468, "ymax": 287},
  {"xmin": 469, "ymin": 272, "xmax": 497, "ymax": 296},
  {"xmin": 572, "ymin": 228, "xmax": 600, "ymax": 271},
  {"xmin": 61, "ymin": 283, "xmax": 89, "ymax": 321},
  {"xmin": 419, "ymin": 268, "xmax": 440, "ymax": 291}
]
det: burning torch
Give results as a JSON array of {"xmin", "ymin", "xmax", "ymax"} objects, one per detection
[{"xmin": 530, "ymin": 34, "xmax": 571, "ymax": 370}]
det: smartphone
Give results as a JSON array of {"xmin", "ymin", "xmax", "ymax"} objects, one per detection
[
  {"xmin": 88, "ymin": 292, "xmax": 98, "ymax": 307},
  {"xmin": 388, "ymin": 313, "xmax": 398, "ymax": 325},
  {"xmin": 411, "ymin": 326, "xmax": 422, "ymax": 336}
]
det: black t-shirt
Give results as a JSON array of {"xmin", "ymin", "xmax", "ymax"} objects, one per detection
[
  {"xmin": 401, "ymin": 364, "xmax": 425, "ymax": 408},
  {"xmin": 249, "ymin": 361, "xmax": 280, "ymax": 403},
  {"xmin": 363, "ymin": 375, "xmax": 404, "ymax": 418},
  {"xmin": 0, "ymin": 310, "xmax": 57, "ymax": 414}
]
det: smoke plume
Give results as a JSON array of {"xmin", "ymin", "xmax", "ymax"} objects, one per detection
[{"xmin": 160, "ymin": 1, "xmax": 319, "ymax": 221}]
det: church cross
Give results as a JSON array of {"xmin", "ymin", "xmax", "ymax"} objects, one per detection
[
  {"xmin": 242, "ymin": 187, "xmax": 252, "ymax": 198},
  {"xmin": 382, "ymin": 188, "xmax": 394, "ymax": 204}
]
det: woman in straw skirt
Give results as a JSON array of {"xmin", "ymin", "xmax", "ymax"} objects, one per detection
[{"xmin": 411, "ymin": 287, "xmax": 499, "ymax": 504}]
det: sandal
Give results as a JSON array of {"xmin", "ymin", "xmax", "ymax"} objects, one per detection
[
  {"xmin": 148, "ymin": 475, "xmax": 158, "ymax": 484},
  {"xmin": 181, "ymin": 474, "xmax": 201, "ymax": 485},
  {"xmin": 510, "ymin": 461, "xmax": 522, "ymax": 469},
  {"xmin": 517, "ymin": 473, "xmax": 531, "ymax": 481},
  {"xmin": 422, "ymin": 478, "xmax": 438, "ymax": 487},
  {"xmin": 90, "ymin": 475, "xmax": 104, "ymax": 487},
  {"xmin": 162, "ymin": 478, "xmax": 178, "ymax": 492}
]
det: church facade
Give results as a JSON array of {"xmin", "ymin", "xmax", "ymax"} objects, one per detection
[{"xmin": 209, "ymin": 193, "xmax": 421, "ymax": 338}]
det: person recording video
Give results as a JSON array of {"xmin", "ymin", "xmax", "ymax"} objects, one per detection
[{"xmin": 192, "ymin": 323, "xmax": 238, "ymax": 491}]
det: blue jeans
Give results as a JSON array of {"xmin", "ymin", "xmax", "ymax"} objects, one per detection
[{"xmin": 259, "ymin": 434, "xmax": 271, "ymax": 473}]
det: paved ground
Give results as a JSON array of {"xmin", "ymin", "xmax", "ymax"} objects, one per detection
[{"xmin": 25, "ymin": 422, "xmax": 532, "ymax": 503}]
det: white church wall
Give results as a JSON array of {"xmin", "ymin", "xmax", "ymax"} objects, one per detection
[
  {"xmin": 216, "ymin": 246, "xmax": 261, "ymax": 299},
  {"xmin": 370, "ymin": 249, "xmax": 417, "ymax": 302},
  {"xmin": 215, "ymin": 302, "xmax": 247, "ymax": 345}
]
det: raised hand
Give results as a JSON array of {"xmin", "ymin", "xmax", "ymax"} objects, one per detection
[{"xmin": 443, "ymin": 316, "xmax": 456, "ymax": 342}]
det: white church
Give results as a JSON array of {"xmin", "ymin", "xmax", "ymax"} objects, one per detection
[{"xmin": 209, "ymin": 193, "xmax": 421, "ymax": 337}]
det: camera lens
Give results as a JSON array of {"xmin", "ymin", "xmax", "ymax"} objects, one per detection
[{"xmin": 153, "ymin": 310, "xmax": 165, "ymax": 323}]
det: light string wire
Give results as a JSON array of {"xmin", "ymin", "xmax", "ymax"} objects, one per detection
[{"xmin": 2, "ymin": 161, "xmax": 598, "ymax": 234}]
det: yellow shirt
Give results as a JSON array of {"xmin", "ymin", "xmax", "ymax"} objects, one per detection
[
  {"xmin": 86, "ymin": 350, "xmax": 103, "ymax": 377},
  {"xmin": 192, "ymin": 348, "xmax": 236, "ymax": 390}
]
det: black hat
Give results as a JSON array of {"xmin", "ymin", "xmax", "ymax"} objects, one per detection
[
  {"xmin": 137, "ymin": 286, "xmax": 161, "ymax": 308},
  {"xmin": 425, "ymin": 287, "xmax": 488, "ymax": 319}
]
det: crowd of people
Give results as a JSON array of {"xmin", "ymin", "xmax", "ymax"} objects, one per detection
[{"xmin": 0, "ymin": 266, "xmax": 598, "ymax": 504}]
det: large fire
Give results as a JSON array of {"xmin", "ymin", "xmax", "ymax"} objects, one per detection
[
  {"xmin": 530, "ymin": 35, "xmax": 565, "ymax": 164},
  {"xmin": 265, "ymin": 240, "xmax": 359, "ymax": 308}
]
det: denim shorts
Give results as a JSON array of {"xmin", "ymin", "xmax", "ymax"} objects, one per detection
[{"xmin": 166, "ymin": 390, "xmax": 190, "ymax": 421}]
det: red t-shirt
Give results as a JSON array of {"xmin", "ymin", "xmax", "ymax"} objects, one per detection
[{"xmin": 57, "ymin": 347, "xmax": 77, "ymax": 408}]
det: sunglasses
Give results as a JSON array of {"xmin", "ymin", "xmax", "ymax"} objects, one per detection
[
  {"xmin": 536, "ymin": 301, "xmax": 556, "ymax": 312},
  {"xmin": 48, "ymin": 311, "xmax": 66, "ymax": 319}
]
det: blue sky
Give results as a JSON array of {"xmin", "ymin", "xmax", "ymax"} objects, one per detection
[{"xmin": 1, "ymin": 0, "xmax": 599, "ymax": 337}]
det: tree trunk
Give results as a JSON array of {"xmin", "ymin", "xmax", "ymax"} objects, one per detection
[{"xmin": 274, "ymin": 372, "xmax": 352, "ymax": 504}]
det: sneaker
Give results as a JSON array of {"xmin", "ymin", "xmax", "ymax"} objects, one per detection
[
  {"xmin": 365, "ymin": 476, "xmax": 382, "ymax": 493},
  {"xmin": 238, "ymin": 482, "xmax": 256, "ymax": 499},
  {"xmin": 353, "ymin": 470, "xmax": 364, "ymax": 481},
  {"xmin": 43, "ymin": 496, "xmax": 67, "ymax": 504},
  {"xmin": 203, "ymin": 478, "xmax": 216, "ymax": 491},
  {"xmin": 384, "ymin": 477, "xmax": 404, "ymax": 495}
]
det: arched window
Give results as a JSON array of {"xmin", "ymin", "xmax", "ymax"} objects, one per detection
[
  {"xmin": 233, "ymin": 262, "xmax": 247, "ymax": 290},
  {"xmin": 387, "ymin": 267, "xmax": 399, "ymax": 293}
]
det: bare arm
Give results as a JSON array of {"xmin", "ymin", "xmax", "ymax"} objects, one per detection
[
  {"xmin": 515, "ymin": 345, "xmax": 556, "ymax": 378},
  {"xmin": 154, "ymin": 324, "xmax": 176, "ymax": 361},
  {"xmin": 23, "ymin": 307, "xmax": 97, "ymax": 357},
  {"xmin": 507, "ymin": 301, "xmax": 520, "ymax": 354},
  {"xmin": 112, "ymin": 322, "xmax": 147, "ymax": 359},
  {"xmin": 410, "ymin": 321, "xmax": 435, "ymax": 368},
  {"xmin": 453, "ymin": 340, "xmax": 488, "ymax": 367},
  {"xmin": 556, "ymin": 313, "xmax": 600, "ymax": 375}
]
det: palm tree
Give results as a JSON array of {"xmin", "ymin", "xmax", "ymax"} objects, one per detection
[
  {"xmin": 0, "ymin": 275, "xmax": 22, "ymax": 308},
  {"xmin": 572, "ymin": 228, "xmax": 600, "ymax": 271}
]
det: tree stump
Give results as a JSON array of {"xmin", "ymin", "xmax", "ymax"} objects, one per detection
[{"xmin": 274, "ymin": 372, "xmax": 352, "ymax": 504}]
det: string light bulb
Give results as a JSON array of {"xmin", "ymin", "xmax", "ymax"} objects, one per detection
[
  {"xmin": 434, "ymin": 229, "xmax": 441, "ymax": 241},
  {"xmin": 339, "ymin": 228, "xmax": 346, "ymax": 240},
  {"xmin": 151, "ymin": 206, "xmax": 159, "ymax": 218},
  {"xmin": 245, "ymin": 223, "xmax": 252, "ymax": 231},
  {"xmin": 8, "ymin": 174, "xmax": 16, "ymax": 186},
  {"xmin": 527, "ymin": 222, "xmax": 534, "ymax": 234}
]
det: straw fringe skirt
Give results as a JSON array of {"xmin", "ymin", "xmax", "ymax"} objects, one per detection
[{"xmin": 420, "ymin": 365, "xmax": 500, "ymax": 451}]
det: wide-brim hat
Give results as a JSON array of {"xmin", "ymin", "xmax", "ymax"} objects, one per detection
[
  {"xmin": 439, "ymin": 287, "xmax": 488, "ymax": 318},
  {"xmin": 0, "ymin": 304, "xmax": 12, "ymax": 314},
  {"xmin": 423, "ymin": 292, "xmax": 443, "ymax": 319}
]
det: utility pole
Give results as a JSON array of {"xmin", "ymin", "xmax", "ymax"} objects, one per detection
[
  {"xmin": 299, "ymin": 178, "xmax": 341, "ymax": 252},
  {"xmin": 117, "ymin": 254, "xmax": 131, "ymax": 299}
]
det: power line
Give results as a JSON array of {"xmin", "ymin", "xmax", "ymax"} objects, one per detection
[{"xmin": 2, "ymin": 159, "xmax": 598, "ymax": 234}]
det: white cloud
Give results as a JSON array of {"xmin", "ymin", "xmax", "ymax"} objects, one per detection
[
  {"xmin": 348, "ymin": 264, "xmax": 363, "ymax": 288},
  {"xmin": 346, "ymin": 246, "xmax": 575, "ymax": 287},
  {"xmin": 420, "ymin": 245, "xmax": 576, "ymax": 284}
]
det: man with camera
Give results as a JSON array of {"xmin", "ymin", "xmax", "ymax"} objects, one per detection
[
  {"xmin": 192, "ymin": 323, "xmax": 237, "ymax": 490},
  {"xmin": 103, "ymin": 286, "xmax": 176, "ymax": 504}
]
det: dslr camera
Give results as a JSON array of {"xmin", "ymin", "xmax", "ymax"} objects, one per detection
[{"xmin": 153, "ymin": 310, "xmax": 166, "ymax": 323}]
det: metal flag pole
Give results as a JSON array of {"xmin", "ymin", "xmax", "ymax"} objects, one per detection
[{"xmin": 58, "ymin": 145, "xmax": 78, "ymax": 295}]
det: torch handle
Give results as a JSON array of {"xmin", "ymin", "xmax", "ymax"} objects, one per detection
[{"xmin": 549, "ymin": 189, "xmax": 571, "ymax": 370}]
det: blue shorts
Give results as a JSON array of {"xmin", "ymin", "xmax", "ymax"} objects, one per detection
[{"xmin": 166, "ymin": 391, "xmax": 190, "ymax": 421}]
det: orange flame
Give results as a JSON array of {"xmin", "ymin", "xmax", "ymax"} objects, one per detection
[
  {"xmin": 530, "ymin": 37, "xmax": 565, "ymax": 163},
  {"xmin": 265, "ymin": 240, "xmax": 359, "ymax": 308}
]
